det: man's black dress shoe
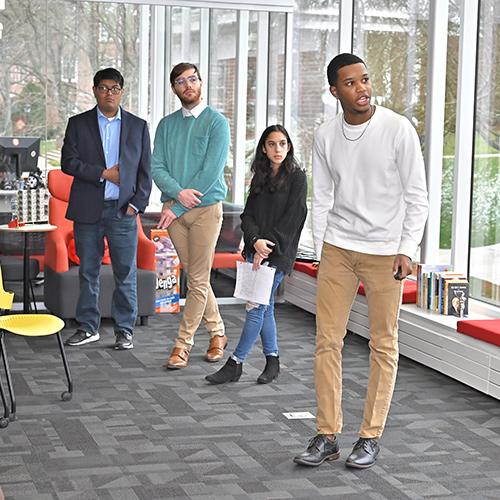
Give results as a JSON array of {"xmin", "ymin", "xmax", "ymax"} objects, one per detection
[
  {"xmin": 345, "ymin": 437, "xmax": 380, "ymax": 469},
  {"xmin": 293, "ymin": 434, "xmax": 340, "ymax": 466}
]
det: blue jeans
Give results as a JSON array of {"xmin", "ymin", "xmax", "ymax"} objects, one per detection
[
  {"xmin": 74, "ymin": 201, "xmax": 138, "ymax": 335},
  {"xmin": 232, "ymin": 256, "xmax": 285, "ymax": 363}
]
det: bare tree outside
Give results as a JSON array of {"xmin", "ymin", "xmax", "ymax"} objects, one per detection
[{"xmin": 0, "ymin": 0, "xmax": 143, "ymax": 163}]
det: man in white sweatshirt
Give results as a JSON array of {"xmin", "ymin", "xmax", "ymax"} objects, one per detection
[{"xmin": 294, "ymin": 53, "xmax": 429, "ymax": 469}]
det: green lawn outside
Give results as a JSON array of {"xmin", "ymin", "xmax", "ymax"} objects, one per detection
[{"xmin": 440, "ymin": 134, "xmax": 499, "ymax": 249}]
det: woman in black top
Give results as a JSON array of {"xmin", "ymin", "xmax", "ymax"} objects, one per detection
[{"xmin": 206, "ymin": 125, "xmax": 307, "ymax": 385}]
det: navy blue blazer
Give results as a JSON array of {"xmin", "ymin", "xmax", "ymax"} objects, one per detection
[{"xmin": 61, "ymin": 106, "xmax": 152, "ymax": 223}]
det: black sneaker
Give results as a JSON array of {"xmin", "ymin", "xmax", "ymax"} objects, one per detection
[
  {"xmin": 115, "ymin": 331, "xmax": 133, "ymax": 350},
  {"xmin": 345, "ymin": 438, "xmax": 380, "ymax": 469},
  {"xmin": 65, "ymin": 330, "xmax": 100, "ymax": 346},
  {"xmin": 293, "ymin": 434, "xmax": 340, "ymax": 466}
]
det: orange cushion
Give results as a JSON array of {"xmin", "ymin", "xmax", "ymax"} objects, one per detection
[
  {"xmin": 358, "ymin": 279, "xmax": 417, "ymax": 304},
  {"xmin": 48, "ymin": 169, "xmax": 73, "ymax": 202},
  {"xmin": 457, "ymin": 319, "xmax": 500, "ymax": 347},
  {"xmin": 212, "ymin": 252, "xmax": 244, "ymax": 269}
]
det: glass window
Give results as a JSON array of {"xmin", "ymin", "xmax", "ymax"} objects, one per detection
[
  {"xmin": 0, "ymin": 0, "xmax": 47, "ymax": 170},
  {"xmin": 353, "ymin": 1, "xmax": 429, "ymax": 135},
  {"xmin": 291, "ymin": 0, "xmax": 341, "ymax": 250},
  {"xmin": 167, "ymin": 7, "xmax": 201, "ymax": 113},
  {"xmin": 0, "ymin": 1, "xmax": 149, "ymax": 176},
  {"xmin": 208, "ymin": 9, "xmax": 237, "ymax": 201},
  {"xmin": 353, "ymin": 0, "xmax": 429, "ymax": 259},
  {"xmin": 440, "ymin": 1, "xmax": 461, "ymax": 264},
  {"xmin": 470, "ymin": 0, "xmax": 500, "ymax": 306}
]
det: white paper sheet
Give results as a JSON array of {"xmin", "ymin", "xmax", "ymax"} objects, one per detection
[{"xmin": 233, "ymin": 261, "xmax": 276, "ymax": 305}]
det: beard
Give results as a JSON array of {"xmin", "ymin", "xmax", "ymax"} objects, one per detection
[{"xmin": 178, "ymin": 87, "xmax": 202, "ymax": 107}]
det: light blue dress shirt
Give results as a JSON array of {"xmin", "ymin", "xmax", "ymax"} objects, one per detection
[{"xmin": 97, "ymin": 106, "xmax": 121, "ymax": 201}]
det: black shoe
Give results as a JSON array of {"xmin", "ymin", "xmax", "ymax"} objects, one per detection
[
  {"xmin": 345, "ymin": 438, "xmax": 380, "ymax": 469},
  {"xmin": 115, "ymin": 331, "xmax": 133, "ymax": 350},
  {"xmin": 65, "ymin": 329, "xmax": 100, "ymax": 346},
  {"xmin": 205, "ymin": 358, "xmax": 242, "ymax": 384},
  {"xmin": 257, "ymin": 355, "xmax": 280, "ymax": 384},
  {"xmin": 293, "ymin": 434, "xmax": 340, "ymax": 466}
]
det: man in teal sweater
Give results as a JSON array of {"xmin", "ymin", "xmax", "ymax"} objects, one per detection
[{"xmin": 152, "ymin": 62, "xmax": 230, "ymax": 369}]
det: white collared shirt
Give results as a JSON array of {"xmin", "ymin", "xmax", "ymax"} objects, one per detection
[{"xmin": 181, "ymin": 101, "xmax": 207, "ymax": 118}]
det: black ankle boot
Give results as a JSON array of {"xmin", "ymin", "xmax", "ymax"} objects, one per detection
[
  {"xmin": 257, "ymin": 356, "xmax": 280, "ymax": 384},
  {"xmin": 205, "ymin": 358, "xmax": 242, "ymax": 384}
]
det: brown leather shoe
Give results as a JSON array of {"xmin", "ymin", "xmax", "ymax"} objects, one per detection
[
  {"xmin": 205, "ymin": 335, "xmax": 228, "ymax": 362},
  {"xmin": 166, "ymin": 347, "xmax": 190, "ymax": 369}
]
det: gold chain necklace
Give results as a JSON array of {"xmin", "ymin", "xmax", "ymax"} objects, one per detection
[{"xmin": 341, "ymin": 105, "xmax": 374, "ymax": 142}]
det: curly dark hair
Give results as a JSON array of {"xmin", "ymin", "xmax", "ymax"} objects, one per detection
[{"xmin": 249, "ymin": 125, "xmax": 301, "ymax": 195}]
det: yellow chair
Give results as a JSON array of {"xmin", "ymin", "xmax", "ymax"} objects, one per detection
[{"xmin": 0, "ymin": 266, "xmax": 72, "ymax": 428}]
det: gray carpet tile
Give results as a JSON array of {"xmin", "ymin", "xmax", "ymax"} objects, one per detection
[{"xmin": 0, "ymin": 303, "xmax": 499, "ymax": 499}]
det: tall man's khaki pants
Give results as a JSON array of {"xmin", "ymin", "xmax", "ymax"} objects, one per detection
[{"xmin": 315, "ymin": 243, "xmax": 403, "ymax": 438}]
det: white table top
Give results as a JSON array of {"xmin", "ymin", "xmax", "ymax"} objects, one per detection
[{"xmin": 0, "ymin": 223, "xmax": 57, "ymax": 233}]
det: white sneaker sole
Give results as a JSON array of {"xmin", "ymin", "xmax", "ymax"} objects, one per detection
[
  {"xmin": 114, "ymin": 344, "xmax": 133, "ymax": 350},
  {"xmin": 66, "ymin": 333, "xmax": 100, "ymax": 346}
]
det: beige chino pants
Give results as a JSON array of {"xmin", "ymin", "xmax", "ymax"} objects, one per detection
[
  {"xmin": 167, "ymin": 202, "xmax": 225, "ymax": 348},
  {"xmin": 315, "ymin": 243, "xmax": 403, "ymax": 438}
]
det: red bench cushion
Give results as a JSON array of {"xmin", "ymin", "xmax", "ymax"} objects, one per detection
[
  {"xmin": 456, "ymin": 319, "xmax": 500, "ymax": 347},
  {"xmin": 293, "ymin": 262, "xmax": 318, "ymax": 278},
  {"xmin": 358, "ymin": 279, "xmax": 417, "ymax": 304},
  {"xmin": 292, "ymin": 262, "xmax": 417, "ymax": 304}
]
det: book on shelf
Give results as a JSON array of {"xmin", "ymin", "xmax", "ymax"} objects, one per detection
[
  {"xmin": 416, "ymin": 264, "xmax": 450, "ymax": 309},
  {"xmin": 415, "ymin": 264, "xmax": 470, "ymax": 316},
  {"xmin": 444, "ymin": 279, "xmax": 469, "ymax": 317},
  {"xmin": 437, "ymin": 272, "xmax": 467, "ymax": 314}
]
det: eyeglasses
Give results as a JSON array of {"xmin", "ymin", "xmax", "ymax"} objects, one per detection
[
  {"xmin": 95, "ymin": 84, "xmax": 122, "ymax": 95},
  {"xmin": 174, "ymin": 75, "xmax": 199, "ymax": 87}
]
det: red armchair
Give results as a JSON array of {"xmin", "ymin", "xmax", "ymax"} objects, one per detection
[{"xmin": 43, "ymin": 169, "xmax": 156, "ymax": 325}]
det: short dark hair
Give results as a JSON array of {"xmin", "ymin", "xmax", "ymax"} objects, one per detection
[
  {"xmin": 327, "ymin": 53, "xmax": 366, "ymax": 86},
  {"xmin": 93, "ymin": 68, "xmax": 124, "ymax": 88},
  {"xmin": 170, "ymin": 62, "xmax": 201, "ymax": 85}
]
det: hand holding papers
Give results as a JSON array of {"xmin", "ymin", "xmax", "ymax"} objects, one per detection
[{"xmin": 234, "ymin": 261, "xmax": 276, "ymax": 305}]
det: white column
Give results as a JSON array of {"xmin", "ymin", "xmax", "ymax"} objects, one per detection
[
  {"xmin": 451, "ymin": 0, "xmax": 479, "ymax": 275},
  {"xmin": 181, "ymin": 7, "xmax": 191, "ymax": 60},
  {"xmin": 338, "ymin": 0, "xmax": 354, "ymax": 53},
  {"xmin": 233, "ymin": 10, "xmax": 249, "ymax": 205},
  {"xmin": 164, "ymin": 7, "xmax": 173, "ymax": 116},
  {"xmin": 0, "ymin": 0, "xmax": 4, "ymax": 40},
  {"xmin": 283, "ymin": 11, "xmax": 293, "ymax": 131},
  {"xmin": 255, "ymin": 11, "xmax": 269, "ymax": 143},
  {"xmin": 150, "ymin": 5, "xmax": 166, "ymax": 135},
  {"xmin": 199, "ymin": 7, "xmax": 210, "ymax": 96},
  {"xmin": 338, "ymin": 0, "xmax": 354, "ymax": 115},
  {"xmin": 138, "ymin": 5, "xmax": 150, "ymax": 122},
  {"xmin": 420, "ymin": 0, "xmax": 449, "ymax": 263}
]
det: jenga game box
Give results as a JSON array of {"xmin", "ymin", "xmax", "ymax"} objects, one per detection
[{"xmin": 151, "ymin": 229, "xmax": 181, "ymax": 313}]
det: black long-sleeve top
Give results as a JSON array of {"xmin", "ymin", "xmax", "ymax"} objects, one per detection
[{"xmin": 240, "ymin": 168, "xmax": 308, "ymax": 274}]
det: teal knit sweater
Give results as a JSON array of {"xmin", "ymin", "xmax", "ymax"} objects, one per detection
[{"xmin": 151, "ymin": 106, "xmax": 230, "ymax": 217}]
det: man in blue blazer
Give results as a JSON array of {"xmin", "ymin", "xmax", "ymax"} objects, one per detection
[{"xmin": 61, "ymin": 68, "xmax": 152, "ymax": 350}]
